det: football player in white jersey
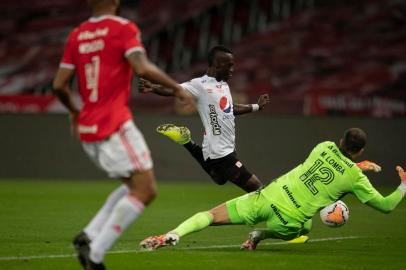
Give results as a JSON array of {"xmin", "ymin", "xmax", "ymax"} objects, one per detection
[{"xmin": 140, "ymin": 45, "xmax": 270, "ymax": 192}]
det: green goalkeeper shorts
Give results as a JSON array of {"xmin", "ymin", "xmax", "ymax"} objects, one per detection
[{"xmin": 225, "ymin": 191, "xmax": 312, "ymax": 240}]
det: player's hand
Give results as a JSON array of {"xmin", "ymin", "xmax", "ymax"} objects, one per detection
[
  {"xmin": 69, "ymin": 111, "xmax": 79, "ymax": 139},
  {"xmin": 139, "ymin": 78, "xmax": 154, "ymax": 93},
  {"xmin": 356, "ymin": 160, "xmax": 382, "ymax": 173},
  {"xmin": 257, "ymin": 94, "xmax": 270, "ymax": 110},
  {"xmin": 396, "ymin": 166, "xmax": 406, "ymax": 184}
]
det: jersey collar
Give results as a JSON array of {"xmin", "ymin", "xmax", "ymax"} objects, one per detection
[
  {"xmin": 204, "ymin": 74, "xmax": 226, "ymax": 84},
  {"xmin": 88, "ymin": 15, "xmax": 122, "ymax": 23}
]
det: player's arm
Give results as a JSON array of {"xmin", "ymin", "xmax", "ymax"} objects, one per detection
[
  {"xmin": 53, "ymin": 67, "xmax": 80, "ymax": 137},
  {"xmin": 365, "ymin": 166, "xmax": 406, "ymax": 213},
  {"xmin": 138, "ymin": 78, "xmax": 175, "ymax": 96},
  {"xmin": 233, "ymin": 94, "xmax": 270, "ymax": 116},
  {"xmin": 127, "ymin": 51, "xmax": 193, "ymax": 103}
]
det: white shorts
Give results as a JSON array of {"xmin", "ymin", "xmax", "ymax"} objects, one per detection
[{"xmin": 82, "ymin": 120, "xmax": 153, "ymax": 178}]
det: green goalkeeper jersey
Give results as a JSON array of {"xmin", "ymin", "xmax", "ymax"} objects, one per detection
[{"xmin": 261, "ymin": 141, "xmax": 380, "ymax": 223}]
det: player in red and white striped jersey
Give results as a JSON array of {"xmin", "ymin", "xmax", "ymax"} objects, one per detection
[{"xmin": 53, "ymin": 1, "xmax": 192, "ymax": 269}]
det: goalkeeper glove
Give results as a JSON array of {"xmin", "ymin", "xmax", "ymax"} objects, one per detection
[
  {"xmin": 396, "ymin": 166, "xmax": 406, "ymax": 196},
  {"xmin": 357, "ymin": 160, "xmax": 382, "ymax": 173}
]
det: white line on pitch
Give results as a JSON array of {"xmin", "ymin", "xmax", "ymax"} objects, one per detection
[
  {"xmin": 0, "ymin": 236, "xmax": 360, "ymax": 261},
  {"xmin": 176, "ymin": 235, "xmax": 361, "ymax": 250}
]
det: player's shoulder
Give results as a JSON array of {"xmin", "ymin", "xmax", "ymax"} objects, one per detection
[
  {"xmin": 183, "ymin": 75, "xmax": 204, "ymax": 86},
  {"xmin": 87, "ymin": 15, "xmax": 131, "ymax": 25},
  {"xmin": 106, "ymin": 15, "xmax": 140, "ymax": 31},
  {"xmin": 193, "ymin": 74, "xmax": 216, "ymax": 86},
  {"xmin": 105, "ymin": 15, "xmax": 131, "ymax": 25},
  {"xmin": 313, "ymin": 141, "xmax": 348, "ymax": 157},
  {"xmin": 85, "ymin": 15, "xmax": 139, "ymax": 31},
  {"xmin": 314, "ymin": 141, "xmax": 336, "ymax": 150},
  {"xmin": 322, "ymin": 140, "xmax": 336, "ymax": 147}
]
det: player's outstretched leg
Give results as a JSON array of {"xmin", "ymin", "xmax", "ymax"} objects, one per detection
[
  {"xmin": 156, "ymin": 124, "xmax": 191, "ymax": 145},
  {"xmin": 139, "ymin": 211, "xmax": 213, "ymax": 251},
  {"xmin": 139, "ymin": 207, "xmax": 222, "ymax": 251},
  {"xmin": 156, "ymin": 124, "xmax": 217, "ymax": 180}
]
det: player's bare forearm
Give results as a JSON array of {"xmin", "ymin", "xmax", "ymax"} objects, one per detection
[
  {"xmin": 139, "ymin": 78, "xmax": 174, "ymax": 96},
  {"xmin": 233, "ymin": 103, "xmax": 255, "ymax": 115},
  {"xmin": 53, "ymin": 68, "xmax": 79, "ymax": 114},
  {"xmin": 53, "ymin": 87, "xmax": 79, "ymax": 114},
  {"xmin": 233, "ymin": 94, "xmax": 270, "ymax": 116},
  {"xmin": 128, "ymin": 52, "xmax": 181, "ymax": 95},
  {"xmin": 142, "ymin": 66, "xmax": 181, "ymax": 94},
  {"xmin": 152, "ymin": 85, "xmax": 174, "ymax": 96},
  {"xmin": 128, "ymin": 52, "xmax": 193, "ymax": 105},
  {"xmin": 53, "ymin": 67, "xmax": 80, "ymax": 138}
]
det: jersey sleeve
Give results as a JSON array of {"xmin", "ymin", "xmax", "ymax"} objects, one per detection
[
  {"xmin": 122, "ymin": 22, "xmax": 145, "ymax": 58},
  {"xmin": 351, "ymin": 171, "xmax": 381, "ymax": 203},
  {"xmin": 181, "ymin": 80, "xmax": 200, "ymax": 99},
  {"xmin": 366, "ymin": 188, "xmax": 403, "ymax": 213},
  {"xmin": 59, "ymin": 30, "xmax": 76, "ymax": 70}
]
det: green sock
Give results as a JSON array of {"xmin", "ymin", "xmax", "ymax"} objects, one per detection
[{"xmin": 171, "ymin": 211, "xmax": 213, "ymax": 237}]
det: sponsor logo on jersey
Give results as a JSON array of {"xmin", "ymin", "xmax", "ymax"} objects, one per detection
[
  {"xmin": 208, "ymin": 104, "xmax": 221, "ymax": 135},
  {"xmin": 219, "ymin": 96, "xmax": 232, "ymax": 113},
  {"xmin": 271, "ymin": 204, "xmax": 288, "ymax": 225},
  {"xmin": 78, "ymin": 27, "xmax": 109, "ymax": 41},
  {"xmin": 282, "ymin": 185, "xmax": 301, "ymax": 208}
]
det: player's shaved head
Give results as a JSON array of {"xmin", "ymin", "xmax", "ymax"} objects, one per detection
[
  {"xmin": 87, "ymin": 0, "xmax": 109, "ymax": 6},
  {"xmin": 87, "ymin": 0, "xmax": 120, "ymax": 15},
  {"xmin": 208, "ymin": 45, "xmax": 233, "ymax": 67},
  {"xmin": 342, "ymin": 128, "xmax": 367, "ymax": 154},
  {"xmin": 87, "ymin": 0, "xmax": 119, "ymax": 9}
]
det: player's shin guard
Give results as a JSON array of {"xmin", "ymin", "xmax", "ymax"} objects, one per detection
[
  {"xmin": 171, "ymin": 211, "xmax": 213, "ymax": 237},
  {"xmin": 89, "ymin": 195, "xmax": 144, "ymax": 263}
]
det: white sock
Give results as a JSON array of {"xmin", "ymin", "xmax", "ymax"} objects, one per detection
[
  {"xmin": 84, "ymin": 184, "xmax": 129, "ymax": 240},
  {"xmin": 89, "ymin": 195, "xmax": 144, "ymax": 263}
]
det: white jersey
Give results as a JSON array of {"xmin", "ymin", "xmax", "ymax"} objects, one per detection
[{"xmin": 181, "ymin": 75, "xmax": 235, "ymax": 160}]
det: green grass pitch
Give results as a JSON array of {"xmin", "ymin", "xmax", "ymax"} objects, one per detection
[{"xmin": 0, "ymin": 179, "xmax": 405, "ymax": 270}]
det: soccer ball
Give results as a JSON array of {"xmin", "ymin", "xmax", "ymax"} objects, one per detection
[{"xmin": 320, "ymin": 200, "xmax": 349, "ymax": 227}]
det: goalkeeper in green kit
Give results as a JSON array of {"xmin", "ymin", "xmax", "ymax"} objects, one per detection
[{"xmin": 140, "ymin": 128, "xmax": 406, "ymax": 251}]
